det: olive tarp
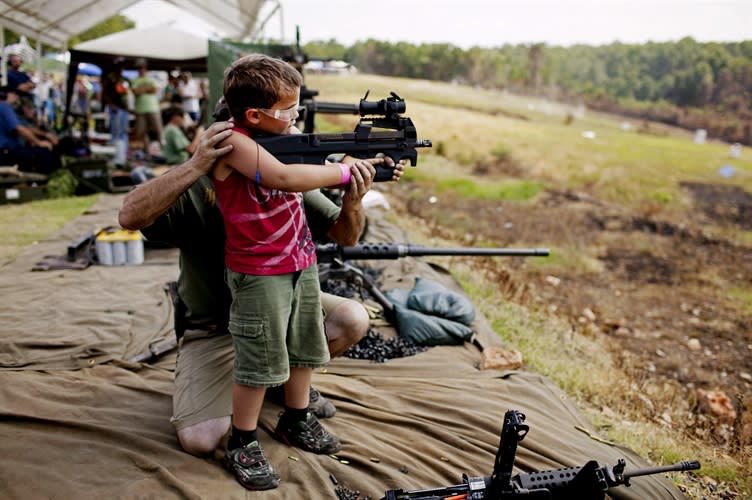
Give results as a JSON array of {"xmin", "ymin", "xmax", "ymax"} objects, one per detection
[{"xmin": 0, "ymin": 193, "xmax": 687, "ymax": 499}]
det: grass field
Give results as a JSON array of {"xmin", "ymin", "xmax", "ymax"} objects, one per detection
[{"xmin": 308, "ymin": 73, "xmax": 752, "ymax": 220}]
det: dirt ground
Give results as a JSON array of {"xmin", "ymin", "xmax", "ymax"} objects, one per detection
[{"xmin": 381, "ymin": 161, "xmax": 752, "ymax": 493}]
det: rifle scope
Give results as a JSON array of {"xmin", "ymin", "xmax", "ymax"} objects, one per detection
[{"xmin": 360, "ymin": 91, "xmax": 407, "ymax": 117}]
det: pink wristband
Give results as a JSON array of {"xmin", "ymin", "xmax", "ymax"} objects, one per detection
[{"xmin": 338, "ymin": 163, "xmax": 351, "ymax": 185}]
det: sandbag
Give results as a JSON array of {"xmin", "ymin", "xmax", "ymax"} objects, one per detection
[
  {"xmin": 386, "ymin": 278, "xmax": 475, "ymax": 346},
  {"xmin": 406, "ymin": 276, "xmax": 476, "ymax": 325}
]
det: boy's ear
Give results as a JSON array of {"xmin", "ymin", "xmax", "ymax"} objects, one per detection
[{"xmin": 244, "ymin": 108, "xmax": 261, "ymax": 125}]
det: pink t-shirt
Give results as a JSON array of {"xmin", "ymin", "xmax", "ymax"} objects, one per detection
[{"xmin": 212, "ymin": 127, "xmax": 316, "ymax": 275}]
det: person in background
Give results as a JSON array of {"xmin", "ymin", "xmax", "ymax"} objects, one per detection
[
  {"xmin": 16, "ymin": 96, "xmax": 58, "ymax": 148},
  {"xmin": 6, "ymin": 53, "xmax": 35, "ymax": 98},
  {"xmin": 161, "ymin": 106, "xmax": 202, "ymax": 165},
  {"xmin": 198, "ymin": 79, "xmax": 209, "ymax": 127},
  {"xmin": 131, "ymin": 58, "xmax": 163, "ymax": 158},
  {"xmin": 177, "ymin": 72, "xmax": 201, "ymax": 123},
  {"xmin": 34, "ymin": 72, "xmax": 53, "ymax": 124},
  {"xmin": 0, "ymin": 86, "xmax": 59, "ymax": 174},
  {"xmin": 101, "ymin": 57, "xmax": 130, "ymax": 166}
]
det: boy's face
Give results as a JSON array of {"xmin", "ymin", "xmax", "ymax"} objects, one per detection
[{"xmin": 250, "ymin": 89, "xmax": 300, "ymax": 135}]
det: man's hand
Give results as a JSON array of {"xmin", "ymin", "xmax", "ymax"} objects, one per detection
[
  {"xmin": 384, "ymin": 156, "xmax": 407, "ymax": 182},
  {"xmin": 119, "ymin": 121, "xmax": 234, "ymax": 231},
  {"xmin": 188, "ymin": 121, "xmax": 233, "ymax": 175},
  {"xmin": 35, "ymin": 139, "xmax": 53, "ymax": 151},
  {"xmin": 343, "ymin": 153, "xmax": 406, "ymax": 183},
  {"xmin": 341, "ymin": 159, "xmax": 377, "ymax": 205}
]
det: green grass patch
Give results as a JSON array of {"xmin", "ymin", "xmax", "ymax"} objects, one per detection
[
  {"xmin": 728, "ymin": 286, "xmax": 752, "ymax": 315},
  {"xmin": 0, "ymin": 195, "xmax": 99, "ymax": 261},
  {"xmin": 435, "ymin": 177, "xmax": 543, "ymax": 201}
]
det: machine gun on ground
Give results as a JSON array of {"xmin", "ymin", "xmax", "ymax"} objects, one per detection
[
  {"xmin": 316, "ymin": 243, "xmax": 549, "ymax": 323},
  {"xmin": 382, "ymin": 409, "xmax": 700, "ymax": 500},
  {"xmin": 255, "ymin": 91, "xmax": 432, "ymax": 182}
]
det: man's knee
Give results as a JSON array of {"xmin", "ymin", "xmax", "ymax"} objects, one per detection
[
  {"xmin": 175, "ymin": 416, "xmax": 230, "ymax": 456},
  {"xmin": 326, "ymin": 300, "xmax": 369, "ymax": 346}
]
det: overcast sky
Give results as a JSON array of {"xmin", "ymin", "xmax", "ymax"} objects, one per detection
[{"xmin": 123, "ymin": 0, "xmax": 751, "ymax": 48}]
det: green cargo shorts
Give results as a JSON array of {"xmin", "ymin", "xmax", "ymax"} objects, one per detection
[
  {"xmin": 171, "ymin": 292, "xmax": 352, "ymax": 430},
  {"xmin": 225, "ymin": 265, "xmax": 330, "ymax": 387}
]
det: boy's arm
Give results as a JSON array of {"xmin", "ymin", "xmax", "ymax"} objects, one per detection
[
  {"xmin": 220, "ymin": 133, "xmax": 385, "ymax": 192},
  {"xmin": 119, "ymin": 121, "xmax": 233, "ymax": 230}
]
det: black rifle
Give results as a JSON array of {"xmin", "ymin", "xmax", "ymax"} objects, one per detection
[
  {"xmin": 255, "ymin": 91, "xmax": 432, "ymax": 182},
  {"xmin": 316, "ymin": 243, "xmax": 549, "ymax": 323},
  {"xmin": 298, "ymin": 85, "xmax": 360, "ymax": 133},
  {"xmin": 382, "ymin": 410, "xmax": 700, "ymax": 500}
]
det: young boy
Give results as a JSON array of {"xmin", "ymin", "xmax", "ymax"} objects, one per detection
[{"xmin": 213, "ymin": 54, "xmax": 394, "ymax": 491}]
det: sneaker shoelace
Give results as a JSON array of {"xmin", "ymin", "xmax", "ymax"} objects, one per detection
[
  {"xmin": 237, "ymin": 442, "xmax": 268, "ymax": 468},
  {"xmin": 299, "ymin": 413, "xmax": 327, "ymax": 439}
]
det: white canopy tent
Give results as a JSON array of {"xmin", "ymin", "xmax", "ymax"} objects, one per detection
[
  {"xmin": 0, "ymin": 0, "xmax": 280, "ymax": 86},
  {"xmin": 0, "ymin": 0, "xmax": 275, "ymax": 48},
  {"xmin": 71, "ymin": 25, "xmax": 209, "ymax": 62}
]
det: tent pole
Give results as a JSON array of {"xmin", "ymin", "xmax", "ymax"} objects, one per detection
[
  {"xmin": 1, "ymin": 28, "xmax": 5, "ymax": 86},
  {"xmin": 249, "ymin": 1, "xmax": 282, "ymax": 42},
  {"xmin": 36, "ymin": 35, "xmax": 42, "ymax": 84}
]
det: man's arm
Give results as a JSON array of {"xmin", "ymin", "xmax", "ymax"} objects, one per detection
[
  {"xmin": 15, "ymin": 124, "xmax": 52, "ymax": 150},
  {"xmin": 119, "ymin": 121, "xmax": 233, "ymax": 230},
  {"xmin": 16, "ymin": 81, "xmax": 35, "ymax": 93},
  {"xmin": 326, "ymin": 156, "xmax": 405, "ymax": 245},
  {"xmin": 29, "ymin": 125, "xmax": 58, "ymax": 146}
]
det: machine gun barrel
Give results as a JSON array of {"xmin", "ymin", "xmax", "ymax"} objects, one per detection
[
  {"xmin": 623, "ymin": 460, "xmax": 701, "ymax": 480},
  {"xmin": 317, "ymin": 243, "xmax": 550, "ymax": 263}
]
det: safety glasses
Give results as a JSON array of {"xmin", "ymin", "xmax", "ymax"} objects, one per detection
[{"xmin": 258, "ymin": 103, "xmax": 303, "ymax": 121}]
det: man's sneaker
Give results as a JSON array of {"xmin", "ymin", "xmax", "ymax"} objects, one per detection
[
  {"xmin": 309, "ymin": 386, "xmax": 336, "ymax": 419},
  {"xmin": 223, "ymin": 441, "xmax": 280, "ymax": 491},
  {"xmin": 274, "ymin": 410, "xmax": 342, "ymax": 455}
]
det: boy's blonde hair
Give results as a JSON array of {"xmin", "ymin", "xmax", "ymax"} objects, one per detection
[{"xmin": 223, "ymin": 54, "xmax": 303, "ymax": 122}]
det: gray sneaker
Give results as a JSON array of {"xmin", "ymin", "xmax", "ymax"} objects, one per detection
[
  {"xmin": 309, "ymin": 386, "xmax": 336, "ymax": 419},
  {"xmin": 274, "ymin": 410, "xmax": 342, "ymax": 455},
  {"xmin": 266, "ymin": 386, "xmax": 336, "ymax": 419},
  {"xmin": 223, "ymin": 440, "xmax": 280, "ymax": 491}
]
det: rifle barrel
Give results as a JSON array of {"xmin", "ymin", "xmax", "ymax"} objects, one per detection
[
  {"xmin": 311, "ymin": 102, "xmax": 360, "ymax": 114},
  {"xmin": 624, "ymin": 460, "xmax": 701, "ymax": 479},
  {"xmin": 340, "ymin": 244, "xmax": 549, "ymax": 260}
]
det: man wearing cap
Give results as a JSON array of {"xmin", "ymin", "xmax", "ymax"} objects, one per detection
[
  {"xmin": 0, "ymin": 86, "xmax": 59, "ymax": 174},
  {"xmin": 131, "ymin": 58, "xmax": 163, "ymax": 159}
]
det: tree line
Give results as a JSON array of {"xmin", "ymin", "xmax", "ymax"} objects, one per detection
[
  {"xmin": 304, "ymin": 37, "xmax": 752, "ymax": 145},
  {"xmin": 5, "ymin": 17, "xmax": 749, "ymax": 144}
]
